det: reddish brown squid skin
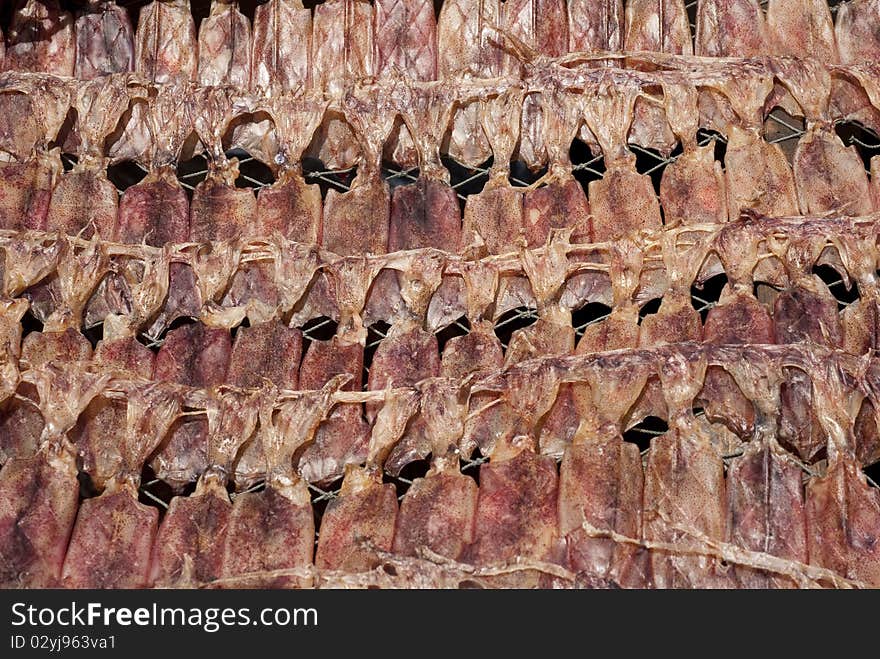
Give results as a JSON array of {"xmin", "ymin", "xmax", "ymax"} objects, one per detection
[
  {"xmin": 696, "ymin": 0, "xmax": 768, "ymax": 57},
  {"xmin": 5, "ymin": 0, "xmax": 75, "ymax": 77},
  {"xmin": 559, "ymin": 435, "xmax": 644, "ymax": 587},
  {"xmin": 699, "ymin": 288, "xmax": 773, "ymax": 438},
  {"xmin": 76, "ymin": 338, "xmax": 155, "ymax": 492},
  {"xmin": 660, "ymin": 144, "xmax": 728, "ymax": 227},
  {"xmin": 47, "ymin": 169, "xmax": 119, "ymax": 240},
  {"xmin": 116, "ymin": 170, "xmax": 190, "ymax": 246},
  {"xmin": 314, "ymin": 468, "xmax": 398, "ymax": 573},
  {"xmin": 392, "ymin": 461, "xmax": 478, "ymax": 562},
  {"xmin": 726, "ymin": 441, "xmax": 808, "ymax": 589},
  {"xmin": 322, "ymin": 179, "xmax": 391, "ymax": 257},
  {"xmin": 806, "ymin": 457, "xmax": 880, "ymax": 587},
  {"xmin": 74, "ymin": 0, "xmax": 135, "ymax": 79},
  {"xmin": 61, "ymin": 487, "xmax": 158, "ymax": 589},
  {"xmin": 149, "ymin": 480, "xmax": 232, "ymax": 588},
  {"xmin": 590, "ymin": 166, "xmax": 662, "ymax": 242},
  {"xmin": 0, "ymin": 449, "xmax": 79, "ymax": 588},
  {"xmin": 256, "ymin": 171, "xmax": 322, "ymax": 244},
  {"xmin": 389, "ymin": 178, "xmax": 461, "ymax": 252},
  {"xmin": 220, "ymin": 485, "xmax": 314, "ymax": 589},
  {"xmin": 463, "ymin": 184, "xmax": 524, "ymax": 255},
  {"xmin": 150, "ymin": 324, "xmax": 231, "ymax": 491},
  {"xmin": 298, "ymin": 337, "xmax": 370, "ymax": 486},
  {"xmin": 774, "ymin": 278, "xmax": 841, "ymax": 462},
  {"xmin": 463, "ymin": 448, "xmax": 564, "ymax": 588},
  {"xmin": 523, "ymin": 177, "xmax": 592, "ymax": 247},
  {"xmin": 190, "ymin": 174, "xmax": 258, "ymax": 243},
  {"xmin": 0, "ymin": 156, "xmax": 57, "ymax": 232},
  {"xmin": 643, "ymin": 419, "xmax": 731, "ymax": 589},
  {"xmin": 367, "ymin": 327, "xmax": 440, "ymax": 422},
  {"xmin": 227, "ymin": 319, "xmax": 302, "ymax": 390}
]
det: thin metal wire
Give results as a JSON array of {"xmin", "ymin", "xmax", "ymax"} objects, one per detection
[
  {"xmin": 139, "ymin": 486, "xmax": 169, "ymax": 510},
  {"xmin": 308, "ymin": 482, "xmax": 339, "ymax": 502}
]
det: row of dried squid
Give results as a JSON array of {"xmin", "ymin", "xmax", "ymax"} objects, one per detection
[
  {"xmin": 2, "ymin": 217, "xmax": 880, "ymax": 491},
  {"xmin": 0, "ymin": 342, "xmax": 877, "ymax": 588},
  {"xmin": 6, "ymin": 0, "xmax": 876, "ymax": 77},
  {"xmin": 2, "ymin": 0, "xmax": 880, "ymax": 162},
  {"xmin": 3, "ymin": 212, "xmax": 880, "ymax": 350},
  {"xmin": 2, "ymin": 63, "xmax": 880, "ymax": 259}
]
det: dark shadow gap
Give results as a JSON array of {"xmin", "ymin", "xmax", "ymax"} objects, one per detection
[
  {"xmin": 633, "ymin": 144, "xmax": 674, "ymax": 197},
  {"xmin": 460, "ymin": 447, "xmax": 485, "ymax": 487},
  {"xmin": 638, "ymin": 298, "xmax": 663, "ymax": 324},
  {"xmin": 692, "ymin": 272, "xmax": 728, "ymax": 323},
  {"xmin": 623, "ymin": 416, "xmax": 668, "ymax": 453},
  {"xmin": 385, "ymin": 458, "xmax": 431, "ymax": 500},
  {"xmin": 570, "ymin": 138, "xmax": 606, "ymax": 199},
  {"xmin": 301, "ymin": 316, "xmax": 339, "ymax": 342},
  {"xmin": 176, "ymin": 154, "xmax": 208, "ymax": 201},
  {"xmin": 229, "ymin": 315, "xmax": 251, "ymax": 342},
  {"xmin": 835, "ymin": 121, "xmax": 880, "ymax": 172},
  {"xmin": 698, "ymin": 129, "xmax": 728, "ymax": 163},
  {"xmin": 382, "ymin": 161, "xmax": 420, "ymax": 192},
  {"xmin": 82, "ymin": 322, "xmax": 103, "ymax": 350},
  {"xmin": 865, "ymin": 462, "xmax": 880, "ymax": 489},
  {"xmin": 146, "ymin": 315, "xmax": 199, "ymax": 354},
  {"xmin": 363, "ymin": 320, "xmax": 392, "ymax": 389},
  {"xmin": 509, "ymin": 160, "xmax": 548, "ymax": 188},
  {"xmin": 444, "ymin": 155, "xmax": 493, "ymax": 215},
  {"xmin": 572, "ymin": 302, "xmax": 613, "ymax": 338},
  {"xmin": 137, "ymin": 465, "xmax": 175, "ymax": 523},
  {"xmin": 813, "ymin": 264, "xmax": 860, "ymax": 310},
  {"xmin": 311, "ymin": 476, "xmax": 344, "ymax": 541},
  {"xmin": 435, "ymin": 316, "xmax": 470, "ymax": 354},
  {"xmin": 59, "ymin": 152, "xmax": 78, "ymax": 173},
  {"xmin": 77, "ymin": 470, "xmax": 99, "ymax": 500},
  {"xmin": 107, "ymin": 160, "xmax": 148, "ymax": 192},
  {"xmin": 302, "ymin": 156, "xmax": 357, "ymax": 201},
  {"xmin": 494, "ymin": 307, "xmax": 538, "ymax": 349},
  {"xmin": 232, "ymin": 148, "xmax": 276, "ymax": 190},
  {"xmin": 20, "ymin": 310, "xmax": 44, "ymax": 341}
]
